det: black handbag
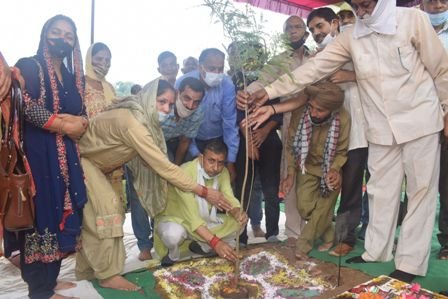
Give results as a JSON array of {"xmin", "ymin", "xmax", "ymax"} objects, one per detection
[{"xmin": 0, "ymin": 79, "xmax": 35, "ymax": 231}]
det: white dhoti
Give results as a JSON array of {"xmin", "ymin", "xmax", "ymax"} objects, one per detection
[{"xmin": 362, "ymin": 133, "xmax": 440, "ymax": 276}]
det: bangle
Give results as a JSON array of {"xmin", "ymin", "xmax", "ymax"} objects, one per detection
[
  {"xmin": 209, "ymin": 235, "xmax": 220, "ymax": 250},
  {"xmin": 200, "ymin": 185, "xmax": 208, "ymax": 198},
  {"xmin": 270, "ymin": 104, "xmax": 276, "ymax": 115},
  {"xmin": 58, "ymin": 120, "xmax": 66, "ymax": 135}
]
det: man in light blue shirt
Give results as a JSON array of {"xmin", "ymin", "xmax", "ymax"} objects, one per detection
[{"xmin": 176, "ymin": 48, "xmax": 239, "ymax": 181}]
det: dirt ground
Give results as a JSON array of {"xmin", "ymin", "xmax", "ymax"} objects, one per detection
[
  {"xmin": 242, "ymin": 242, "xmax": 372, "ymax": 299},
  {"xmin": 154, "ymin": 241, "xmax": 372, "ymax": 298}
]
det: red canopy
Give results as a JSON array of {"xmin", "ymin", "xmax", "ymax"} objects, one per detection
[
  {"xmin": 234, "ymin": 0, "xmax": 421, "ymax": 17},
  {"xmin": 234, "ymin": 0, "xmax": 345, "ymax": 17}
]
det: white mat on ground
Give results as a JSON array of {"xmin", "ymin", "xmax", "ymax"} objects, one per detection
[{"xmin": 0, "ymin": 211, "xmax": 286, "ymax": 299}]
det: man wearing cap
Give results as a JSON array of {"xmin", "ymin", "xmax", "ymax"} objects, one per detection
[
  {"xmin": 280, "ymin": 82, "xmax": 350, "ymax": 259},
  {"xmin": 240, "ymin": 0, "xmax": 448, "ymax": 282}
]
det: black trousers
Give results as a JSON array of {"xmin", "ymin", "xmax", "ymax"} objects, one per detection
[
  {"xmin": 17, "ymin": 230, "xmax": 61, "ymax": 299},
  {"xmin": 438, "ymin": 140, "xmax": 448, "ymax": 247},
  {"xmin": 336, "ymin": 147, "xmax": 368, "ymax": 246},
  {"xmin": 235, "ymin": 131, "xmax": 282, "ymax": 244}
]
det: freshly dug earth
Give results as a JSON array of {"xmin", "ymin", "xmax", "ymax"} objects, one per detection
[{"xmin": 153, "ymin": 242, "xmax": 371, "ymax": 298}]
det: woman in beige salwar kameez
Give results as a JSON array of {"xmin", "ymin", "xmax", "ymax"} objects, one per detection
[{"xmin": 75, "ymin": 78, "xmax": 232, "ymax": 292}]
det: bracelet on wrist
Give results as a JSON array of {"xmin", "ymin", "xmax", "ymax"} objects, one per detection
[
  {"xmin": 200, "ymin": 185, "xmax": 208, "ymax": 198},
  {"xmin": 270, "ymin": 104, "xmax": 277, "ymax": 115},
  {"xmin": 209, "ymin": 235, "xmax": 221, "ymax": 250}
]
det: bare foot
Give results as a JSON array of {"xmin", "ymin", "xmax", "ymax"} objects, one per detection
[
  {"xmin": 50, "ymin": 294, "xmax": 79, "ymax": 299},
  {"xmin": 295, "ymin": 249, "xmax": 309, "ymax": 261},
  {"xmin": 285, "ymin": 237, "xmax": 297, "ymax": 248},
  {"xmin": 54, "ymin": 281, "xmax": 76, "ymax": 291},
  {"xmin": 99, "ymin": 275, "xmax": 141, "ymax": 291},
  {"xmin": 138, "ymin": 249, "xmax": 152, "ymax": 261},
  {"xmin": 318, "ymin": 241, "xmax": 333, "ymax": 252}
]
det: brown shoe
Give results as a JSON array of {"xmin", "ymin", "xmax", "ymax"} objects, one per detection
[
  {"xmin": 285, "ymin": 237, "xmax": 297, "ymax": 248},
  {"xmin": 252, "ymin": 226, "xmax": 265, "ymax": 238},
  {"xmin": 329, "ymin": 243, "xmax": 353, "ymax": 257}
]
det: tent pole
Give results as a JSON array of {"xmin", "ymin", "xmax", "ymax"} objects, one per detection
[{"xmin": 91, "ymin": 0, "xmax": 95, "ymax": 45}]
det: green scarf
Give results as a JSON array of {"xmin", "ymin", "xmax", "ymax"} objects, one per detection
[{"xmin": 108, "ymin": 78, "xmax": 167, "ymax": 217}]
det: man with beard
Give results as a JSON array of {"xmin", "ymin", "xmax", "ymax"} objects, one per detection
[
  {"xmin": 307, "ymin": 7, "xmax": 368, "ymax": 258},
  {"xmin": 280, "ymin": 82, "xmax": 350, "ymax": 260}
]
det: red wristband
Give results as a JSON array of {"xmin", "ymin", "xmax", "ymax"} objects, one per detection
[
  {"xmin": 209, "ymin": 235, "xmax": 220, "ymax": 250},
  {"xmin": 200, "ymin": 185, "xmax": 208, "ymax": 198}
]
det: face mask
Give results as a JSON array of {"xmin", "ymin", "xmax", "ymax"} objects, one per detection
[
  {"xmin": 47, "ymin": 38, "xmax": 73, "ymax": 58},
  {"xmin": 340, "ymin": 24, "xmax": 353, "ymax": 33},
  {"xmin": 317, "ymin": 33, "xmax": 336, "ymax": 49},
  {"xmin": 93, "ymin": 64, "xmax": 109, "ymax": 78},
  {"xmin": 358, "ymin": 14, "xmax": 372, "ymax": 25},
  {"xmin": 175, "ymin": 97, "xmax": 195, "ymax": 118},
  {"xmin": 427, "ymin": 10, "xmax": 448, "ymax": 27},
  {"xmin": 203, "ymin": 72, "xmax": 224, "ymax": 87},
  {"xmin": 290, "ymin": 36, "xmax": 306, "ymax": 50},
  {"xmin": 158, "ymin": 111, "xmax": 170, "ymax": 123}
]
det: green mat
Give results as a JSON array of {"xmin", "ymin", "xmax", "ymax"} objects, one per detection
[
  {"xmin": 309, "ymin": 225, "xmax": 448, "ymax": 293},
  {"xmin": 92, "ymin": 270, "xmax": 160, "ymax": 299}
]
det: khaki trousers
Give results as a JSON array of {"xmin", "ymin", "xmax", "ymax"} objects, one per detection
[
  {"xmin": 363, "ymin": 133, "xmax": 440, "ymax": 276},
  {"xmin": 295, "ymin": 172, "xmax": 338, "ymax": 254}
]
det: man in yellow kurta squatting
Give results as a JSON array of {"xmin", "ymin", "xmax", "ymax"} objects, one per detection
[{"xmin": 154, "ymin": 139, "xmax": 248, "ymax": 266}]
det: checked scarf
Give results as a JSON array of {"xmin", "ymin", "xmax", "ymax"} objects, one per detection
[{"xmin": 292, "ymin": 106, "xmax": 340, "ymax": 197}]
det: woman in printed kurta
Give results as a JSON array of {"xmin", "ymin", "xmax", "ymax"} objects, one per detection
[{"xmin": 15, "ymin": 15, "xmax": 88, "ymax": 299}]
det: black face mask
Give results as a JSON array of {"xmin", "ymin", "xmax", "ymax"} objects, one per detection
[
  {"xmin": 290, "ymin": 36, "xmax": 306, "ymax": 50},
  {"xmin": 47, "ymin": 38, "xmax": 73, "ymax": 58}
]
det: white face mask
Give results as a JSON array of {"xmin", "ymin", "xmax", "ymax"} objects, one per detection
[
  {"xmin": 199, "ymin": 157, "xmax": 217, "ymax": 180},
  {"xmin": 175, "ymin": 96, "xmax": 195, "ymax": 118},
  {"xmin": 203, "ymin": 72, "xmax": 224, "ymax": 87},
  {"xmin": 158, "ymin": 111, "xmax": 170, "ymax": 123},
  {"xmin": 340, "ymin": 24, "xmax": 353, "ymax": 33},
  {"xmin": 317, "ymin": 33, "xmax": 336, "ymax": 49},
  {"xmin": 359, "ymin": 13, "xmax": 372, "ymax": 25}
]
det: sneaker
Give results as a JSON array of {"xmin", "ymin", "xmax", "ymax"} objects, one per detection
[{"xmin": 329, "ymin": 243, "xmax": 353, "ymax": 257}]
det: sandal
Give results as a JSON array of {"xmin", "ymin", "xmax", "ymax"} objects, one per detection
[{"xmin": 438, "ymin": 245, "xmax": 448, "ymax": 260}]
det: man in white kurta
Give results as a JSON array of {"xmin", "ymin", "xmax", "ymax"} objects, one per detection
[{"xmin": 242, "ymin": 0, "xmax": 448, "ymax": 282}]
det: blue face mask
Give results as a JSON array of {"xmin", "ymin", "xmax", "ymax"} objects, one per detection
[
  {"xmin": 427, "ymin": 10, "xmax": 448, "ymax": 27},
  {"xmin": 158, "ymin": 111, "xmax": 170, "ymax": 123}
]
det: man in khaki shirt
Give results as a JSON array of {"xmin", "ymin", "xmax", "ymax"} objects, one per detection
[
  {"xmin": 241, "ymin": 0, "xmax": 448, "ymax": 282},
  {"xmin": 281, "ymin": 82, "xmax": 349, "ymax": 258}
]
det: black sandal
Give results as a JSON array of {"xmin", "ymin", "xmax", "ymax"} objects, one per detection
[{"xmin": 438, "ymin": 245, "xmax": 448, "ymax": 260}]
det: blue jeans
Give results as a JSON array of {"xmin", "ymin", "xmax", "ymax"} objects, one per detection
[{"xmin": 125, "ymin": 167, "xmax": 153, "ymax": 251}]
